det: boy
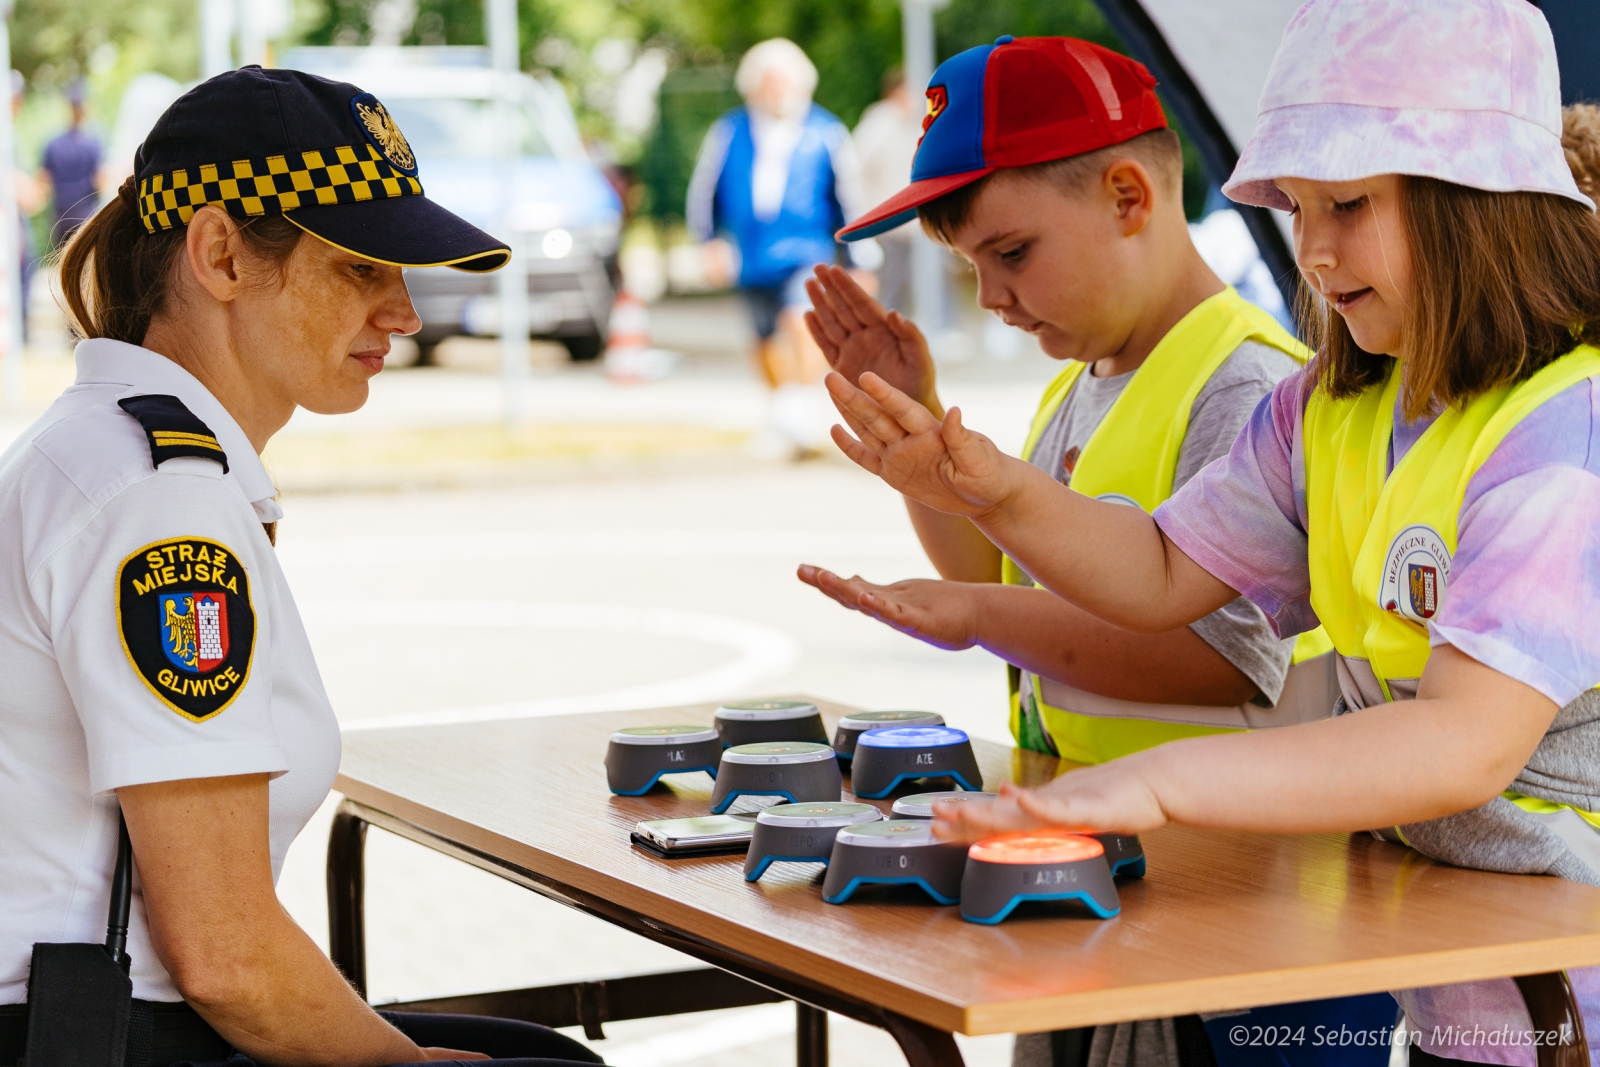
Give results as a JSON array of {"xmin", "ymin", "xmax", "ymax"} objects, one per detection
[{"xmin": 800, "ymin": 35, "xmax": 1336, "ymax": 771}]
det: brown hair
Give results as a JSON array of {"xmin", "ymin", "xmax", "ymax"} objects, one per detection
[
  {"xmin": 1300, "ymin": 176, "xmax": 1600, "ymax": 418},
  {"xmin": 918, "ymin": 127, "xmax": 1182, "ymax": 243},
  {"xmin": 59, "ymin": 178, "xmax": 303, "ymax": 345},
  {"xmin": 1563, "ymin": 103, "xmax": 1600, "ymax": 203}
]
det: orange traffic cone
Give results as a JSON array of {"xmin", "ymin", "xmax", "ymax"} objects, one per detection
[{"xmin": 604, "ymin": 291, "xmax": 678, "ymax": 383}]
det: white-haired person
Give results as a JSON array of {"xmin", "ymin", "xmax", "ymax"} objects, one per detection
[{"xmin": 687, "ymin": 38, "xmax": 869, "ymax": 456}]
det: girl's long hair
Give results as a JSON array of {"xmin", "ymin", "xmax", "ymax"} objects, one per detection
[{"xmin": 1299, "ymin": 177, "xmax": 1600, "ymax": 419}]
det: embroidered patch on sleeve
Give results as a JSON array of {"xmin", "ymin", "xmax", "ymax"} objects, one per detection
[{"xmin": 117, "ymin": 537, "xmax": 256, "ymax": 722}]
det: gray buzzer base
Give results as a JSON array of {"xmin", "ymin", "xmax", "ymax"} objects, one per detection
[
  {"xmin": 1089, "ymin": 833, "xmax": 1146, "ymax": 878},
  {"xmin": 959, "ymin": 856, "xmax": 1121, "ymax": 924},
  {"xmin": 710, "ymin": 748, "xmax": 842, "ymax": 814},
  {"xmin": 742, "ymin": 802, "xmax": 881, "ymax": 881},
  {"xmin": 822, "ymin": 824, "xmax": 968, "ymax": 905},
  {"xmin": 715, "ymin": 713, "xmax": 829, "ymax": 748},
  {"xmin": 605, "ymin": 737, "xmax": 723, "ymax": 796},
  {"xmin": 832, "ymin": 710, "xmax": 945, "ymax": 761},
  {"xmin": 849, "ymin": 740, "xmax": 983, "ymax": 799}
]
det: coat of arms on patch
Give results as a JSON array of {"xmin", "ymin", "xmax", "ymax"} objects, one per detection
[
  {"xmin": 118, "ymin": 537, "xmax": 255, "ymax": 722},
  {"xmin": 351, "ymin": 93, "xmax": 417, "ymax": 174}
]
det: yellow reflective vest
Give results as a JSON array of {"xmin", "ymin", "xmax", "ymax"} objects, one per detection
[
  {"xmin": 1004, "ymin": 286, "xmax": 1336, "ymax": 764},
  {"xmin": 1302, "ymin": 346, "xmax": 1600, "ymax": 830}
]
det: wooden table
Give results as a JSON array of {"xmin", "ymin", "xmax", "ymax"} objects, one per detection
[{"xmin": 327, "ymin": 699, "xmax": 1600, "ymax": 1067}]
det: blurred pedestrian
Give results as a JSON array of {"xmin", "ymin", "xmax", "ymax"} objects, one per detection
[
  {"xmin": 852, "ymin": 68, "xmax": 923, "ymax": 314},
  {"xmin": 10, "ymin": 71, "xmax": 45, "ymax": 341},
  {"xmin": 687, "ymin": 38, "xmax": 867, "ymax": 456},
  {"xmin": 38, "ymin": 79, "xmax": 103, "ymax": 248}
]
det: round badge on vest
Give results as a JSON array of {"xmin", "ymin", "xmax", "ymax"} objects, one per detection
[{"xmin": 1379, "ymin": 523, "xmax": 1452, "ymax": 622}]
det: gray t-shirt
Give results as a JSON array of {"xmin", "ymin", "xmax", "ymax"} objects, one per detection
[{"xmin": 1025, "ymin": 340, "xmax": 1300, "ymax": 704}]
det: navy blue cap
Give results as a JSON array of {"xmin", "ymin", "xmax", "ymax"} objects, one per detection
[{"xmin": 135, "ymin": 66, "xmax": 509, "ymax": 272}]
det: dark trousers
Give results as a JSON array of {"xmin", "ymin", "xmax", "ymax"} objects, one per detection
[{"xmin": 377, "ymin": 1012, "xmax": 602, "ymax": 1066}]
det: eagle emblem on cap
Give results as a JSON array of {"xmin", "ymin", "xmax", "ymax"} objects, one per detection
[{"xmin": 352, "ymin": 94, "xmax": 416, "ymax": 174}]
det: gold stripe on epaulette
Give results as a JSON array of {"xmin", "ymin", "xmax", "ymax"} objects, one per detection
[
  {"xmin": 151, "ymin": 431, "xmax": 224, "ymax": 451},
  {"xmin": 138, "ymin": 144, "xmax": 423, "ymax": 233}
]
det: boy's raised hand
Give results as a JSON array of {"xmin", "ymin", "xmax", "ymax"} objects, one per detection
[
  {"xmin": 826, "ymin": 370, "xmax": 1024, "ymax": 519},
  {"xmin": 804, "ymin": 264, "xmax": 940, "ymax": 414},
  {"xmin": 796, "ymin": 565, "xmax": 979, "ymax": 651}
]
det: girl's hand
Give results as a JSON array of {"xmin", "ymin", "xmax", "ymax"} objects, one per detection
[
  {"xmin": 796, "ymin": 565, "xmax": 980, "ymax": 650},
  {"xmin": 804, "ymin": 264, "xmax": 940, "ymax": 414},
  {"xmin": 930, "ymin": 761, "xmax": 1171, "ymax": 844},
  {"xmin": 825, "ymin": 371, "xmax": 1025, "ymax": 518}
]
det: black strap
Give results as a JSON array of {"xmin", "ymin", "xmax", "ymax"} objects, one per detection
[{"xmin": 0, "ymin": 1001, "xmax": 230, "ymax": 1067}]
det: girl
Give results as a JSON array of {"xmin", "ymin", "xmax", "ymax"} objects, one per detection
[{"xmin": 821, "ymin": 1, "xmax": 1600, "ymax": 1064}]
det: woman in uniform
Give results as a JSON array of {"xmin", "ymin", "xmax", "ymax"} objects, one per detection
[{"xmin": 0, "ymin": 67, "xmax": 603, "ymax": 1067}]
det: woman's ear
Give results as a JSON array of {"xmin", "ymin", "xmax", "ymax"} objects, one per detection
[{"xmin": 183, "ymin": 205, "xmax": 243, "ymax": 302}]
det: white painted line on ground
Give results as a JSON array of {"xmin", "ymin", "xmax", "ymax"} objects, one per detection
[
  {"xmin": 598, "ymin": 1003, "xmax": 797, "ymax": 1067},
  {"xmin": 277, "ymin": 528, "xmax": 918, "ymax": 566},
  {"xmin": 300, "ymin": 601, "xmax": 800, "ymax": 731}
]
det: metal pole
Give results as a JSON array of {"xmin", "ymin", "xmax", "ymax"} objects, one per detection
[
  {"xmin": 488, "ymin": 0, "xmax": 528, "ymax": 424},
  {"xmin": 0, "ymin": 3, "xmax": 24, "ymax": 412},
  {"xmin": 901, "ymin": 0, "xmax": 949, "ymax": 340},
  {"xmin": 201, "ymin": 0, "xmax": 234, "ymax": 78}
]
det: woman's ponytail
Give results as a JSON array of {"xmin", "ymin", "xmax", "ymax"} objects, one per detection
[
  {"xmin": 58, "ymin": 175, "xmax": 188, "ymax": 344},
  {"xmin": 57, "ymin": 177, "xmax": 304, "ymax": 347}
]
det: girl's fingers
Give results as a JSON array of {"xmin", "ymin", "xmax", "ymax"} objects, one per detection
[
  {"xmin": 831, "ymin": 395, "xmax": 888, "ymax": 453},
  {"xmin": 858, "ymin": 372, "xmax": 943, "ymax": 436},
  {"xmin": 826, "ymin": 372, "xmax": 912, "ymax": 444},
  {"xmin": 830, "ymin": 424, "xmax": 883, "ymax": 475}
]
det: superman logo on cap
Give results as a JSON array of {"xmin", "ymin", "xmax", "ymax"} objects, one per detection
[{"xmin": 922, "ymin": 85, "xmax": 949, "ymax": 139}]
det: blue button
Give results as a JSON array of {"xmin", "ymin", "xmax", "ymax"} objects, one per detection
[
  {"xmin": 857, "ymin": 726, "xmax": 970, "ymax": 749},
  {"xmin": 994, "ymin": 35, "xmax": 1014, "ymax": 45}
]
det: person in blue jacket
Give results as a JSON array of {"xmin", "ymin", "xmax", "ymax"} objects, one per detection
[{"xmin": 688, "ymin": 38, "xmax": 868, "ymax": 455}]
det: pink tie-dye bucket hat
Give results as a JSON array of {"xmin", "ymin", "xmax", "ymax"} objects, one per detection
[{"xmin": 1223, "ymin": 0, "xmax": 1594, "ymax": 211}]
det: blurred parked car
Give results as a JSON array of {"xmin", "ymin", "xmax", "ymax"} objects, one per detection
[{"xmin": 282, "ymin": 46, "xmax": 623, "ymax": 362}]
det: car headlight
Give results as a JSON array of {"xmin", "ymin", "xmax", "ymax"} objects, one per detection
[{"xmin": 541, "ymin": 229, "xmax": 573, "ymax": 259}]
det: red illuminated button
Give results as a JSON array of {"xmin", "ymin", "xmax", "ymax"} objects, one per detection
[{"xmin": 968, "ymin": 830, "xmax": 1104, "ymax": 865}]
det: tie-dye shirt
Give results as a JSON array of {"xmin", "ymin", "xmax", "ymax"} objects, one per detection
[{"xmin": 1152, "ymin": 364, "xmax": 1600, "ymax": 1066}]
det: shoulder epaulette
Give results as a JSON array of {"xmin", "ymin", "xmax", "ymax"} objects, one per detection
[{"xmin": 117, "ymin": 394, "xmax": 230, "ymax": 474}]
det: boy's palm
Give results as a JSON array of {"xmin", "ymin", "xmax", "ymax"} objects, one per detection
[
  {"xmin": 804, "ymin": 264, "xmax": 937, "ymax": 409},
  {"xmin": 796, "ymin": 566, "xmax": 977, "ymax": 651}
]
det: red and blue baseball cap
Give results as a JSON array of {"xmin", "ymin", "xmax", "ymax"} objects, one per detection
[{"xmin": 838, "ymin": 36, "xmax": 1167, "ymax": 242}]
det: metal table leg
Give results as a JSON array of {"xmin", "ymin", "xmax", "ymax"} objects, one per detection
[
  {"xmin": 327, "ymin": 803, "xmax": 370, "ymax": 999},
  {"xmin": 796, "ymin": 1002, "xmax": 828, "ymax": 1067},
  {"xmin": 1514, "ymin": 972, "xmax": 1589, "ymax": 1067}
]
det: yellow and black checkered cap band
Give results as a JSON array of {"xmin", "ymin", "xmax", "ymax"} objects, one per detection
[{"xmin": 138, "ymin": 143, "xmax": 424, "ymax": 233}]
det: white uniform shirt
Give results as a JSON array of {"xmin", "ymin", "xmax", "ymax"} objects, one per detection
[{"xmin": 0, "ymin": 339, "xmax": 341, "ymax": 1003}]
